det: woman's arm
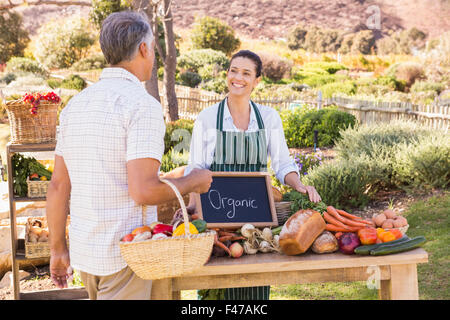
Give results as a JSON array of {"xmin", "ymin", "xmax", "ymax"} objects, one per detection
[{"xmin": 284, "ymin": 171, "xmax": 322, "ymax": 203}]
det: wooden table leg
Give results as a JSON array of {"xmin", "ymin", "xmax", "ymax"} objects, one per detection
[
  {"xmin": 151, "ymin": 279, "xmax": 174, "ymax": 300},
  {"xmin": 381, "ymin": 264, "xmax": 419, "ymax": 300}
]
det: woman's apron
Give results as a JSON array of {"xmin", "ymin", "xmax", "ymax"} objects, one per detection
[{"xmin": 199, "ymin": 97, "xmax": 270, "ymax": 300}]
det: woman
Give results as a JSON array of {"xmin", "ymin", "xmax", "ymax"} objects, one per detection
[{"xmin": 180, "ymin": 50, "xmax": 321, "ymax": 300}]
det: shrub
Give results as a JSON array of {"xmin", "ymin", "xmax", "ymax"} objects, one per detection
[
  {"xmin": 301, "ymin": 74, "xmax": 348, "ymax": 88},
  {"xmin": 160, "ymin": 149, "xmax": 189, "ymax": 173},
  {"xmin": 410, "ymin": 81, "xmax": 445, "ymax": 95},
  {"xmin": 394, "ymin": 62, "xmax": 425, "ymax": 88},
  {"xmin": 90, "ymin": 0, "xmax": 131, "ymax": 29},
  {"xmin": 303, "ymin": 26, "xmax": 343, "ymax": 53},
  {"xmin": 318, "ymin": 80, "xmax": 357, "ymax": 98},
  {"xmin": 303, "ymin": 155, "xmax": 385, "ymax": 209},
  {"xmin": 0, "ymin": 72, "xmax": 16, "ymax": 84},
  {"xmin": 47, "ymin": 74, "xmax": 87, "ymax": 91},
  {"xmin": 164, "ymin": 119, "xmax": 194, "ymax": 154},
  {"xmin": 0, "ymin": 10, "xmax": 30, "ymax": 63},
  {"xmin": 282, "ymin": 106, "xmax": 356, "ymax": 148},
  {"xmin": 71, "ymin": 54, "xmax": 107, "ymax": 71},
  {"xmin": 5, "ymin": 57, "xmax": 49, "ymax": 78},
  {"xmin": 190, "ymin": 16, "xmax": 241, "ymax": 56},
  {"xmin": 292, "ymin": 151, "xmax": 324, "ymax": 176},
  {"xmin": 200, "ymin": 77, "xmax": 228, "ymax": 94},
  {"xmin": 178, "ymin": 71, "xmax": 202, "ymax": 88},
  {"xmin": 302, "ymin": 62, "xmax": 347, "ymax": 75},
  {"xmin": 393, "ymin": 134, "xmax": 450, "ymax": 189},
  {"xmin": 178, "ymin": 49, "xmax": 229, "ymax": 73},
  {"xmin": 34, "ymin": 17, "xmax": 96, "ymax": 69},
  {"xmin": 350, "ymin": 30, "xmax": 376, "ymax": 54},
  {"xmin": 287, "ymin": 25, "xmax": 308, "ymax": 50},
  {"xmin": 258, "ymin": 52, "xmax": 293, "ymax": 81}
]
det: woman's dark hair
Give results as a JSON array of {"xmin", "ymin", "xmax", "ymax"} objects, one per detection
[{"xmin": 229, "ymin": 50, "xmax": 262, "ymax": 78}]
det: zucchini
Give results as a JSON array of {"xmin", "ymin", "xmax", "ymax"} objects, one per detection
[
  {"xmin": 370, "ymin": 236, "xmax": 426, "ymax": 256},
  {"xmin": 354, "ymin": 235, "xmax": 410, "ymax": 255}
]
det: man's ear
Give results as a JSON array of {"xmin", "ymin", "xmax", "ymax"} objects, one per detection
[{"xmin": 138, "ymin": 41, "xmax": 148, "ymax": 58}]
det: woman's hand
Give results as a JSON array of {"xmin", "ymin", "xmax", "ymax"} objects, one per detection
[
  {"xmin": 171, "ymin": 205, "xmax": 197, "ymax": 224},
  {"xmin": 296, "ymin": 184, "xmax": 322, "ymax": 203}
]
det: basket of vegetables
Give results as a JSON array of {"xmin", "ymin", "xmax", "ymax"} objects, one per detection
[
  {"xmin": 5, "ymin": 92, "xmax": 61, "ymax": 144},
  {"xmin": 119, "ymin": 178, "xmax": 216, "ymax": 280},
  {"xmin": 25, "ymin": 216, "xmax": 69, "ymax": 259},
  {"xmin": 12, "ymin": 154, "xmax": 53, "ymax": 198}
]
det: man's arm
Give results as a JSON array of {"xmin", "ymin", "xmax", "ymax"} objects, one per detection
[
  {"xmin": 46, "ymin": 155, "xmax": 72, "ymax": 288},
  {"xmin": 127, "ymin": 158, "xmax": 212, "ymax": 206}
]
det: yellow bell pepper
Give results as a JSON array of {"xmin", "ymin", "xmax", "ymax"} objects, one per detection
[{"xmin": 173, "ymin": 222, "xmax": 199, "ymax": 236}]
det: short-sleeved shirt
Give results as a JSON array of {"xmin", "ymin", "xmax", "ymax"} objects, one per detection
[
  {"xmin": 55, "ymin": 67, "xmax": 166, "ymax": 276},
  {"xmin": 184, "ymin": 99, "xmax": 299, "ymax": 184}
]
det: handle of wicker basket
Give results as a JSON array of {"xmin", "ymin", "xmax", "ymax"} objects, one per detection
[{"xmin": 158, "ymin": 178, "xmax": 192, "ymax": 238}]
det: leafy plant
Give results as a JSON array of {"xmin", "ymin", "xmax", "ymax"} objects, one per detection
[
  {"xmin": 282, "ymin": 190, "xmax": 328, "ymax": 214},
  {"xmin": 0, "ymin": 10, "xmax": 30, "ymax": 63},
  {"xmin": 5, "ymin": 57, "xmax": 49, "ymax": 78},
  {"xmin": 190, "ymin": 16, "xmax": 241, "ymax": 56}
]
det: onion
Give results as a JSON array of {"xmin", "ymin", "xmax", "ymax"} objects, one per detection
[
  {"xmin": 243, "ymin": 241, "xmax": 258, "ymax": 254},
  {"xmin": 240, "ymin": 224, "xmax": 256, "ymax": 238},
  {"xmin": 338, "ymin": 232, "xmax": 360, "ymax": 255},
  {"xmin": 262, "ymin": 228, "xmax": 273, "ymax": 241}
]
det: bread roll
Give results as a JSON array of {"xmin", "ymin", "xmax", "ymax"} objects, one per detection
[
  {"xmin": 312, "ymin": 231, "xmax": 338, "ymax": 254},
  {"xmin": 279, "ymin": 209, "xmax": 326, "ymax": 255},
  {"xmin": 272, "ymin": 186, "xmax": 283, "ymax": 202}
]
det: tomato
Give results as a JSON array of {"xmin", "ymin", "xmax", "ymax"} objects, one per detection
[
  {"xmin": 121, "ymin": 234, "xmax": 135, "ymax": 242},
  {"xmin": 29, "ymin": 173, "xmax": 39, "ymax": 180},
  {"xmin": 131, "ymin": 226, "xmax": 152, "ymax": 235}
]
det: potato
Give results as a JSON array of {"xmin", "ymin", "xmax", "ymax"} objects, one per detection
[
  {"xmin": 383, "ymin": 209, "xmax": 396, "ymax": 219},
  {"xmin": 381, "ymin": 219, "xmax": 394, "ymax": 229},
  {"xmin": 374, "ymin": 214, "xmax": 387, "ymax": 227},
  {"xmin": 28, "ymin": 233, "xmax": 38, "ymax": 243},
  {"xmin": 393, "ymin": 216, "xmax": 408, "ymax": 228},
  {"xmin": 29, "ymin": 226, "xmax": 43, "ymax": 237}
]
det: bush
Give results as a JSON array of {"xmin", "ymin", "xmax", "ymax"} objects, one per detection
[
  {"xmin": 160, "ymin": 149, "xmax": 189, "ymax": 173},
  {"xmin": 178, "ymin": 71, "xmax": 202, "ymax": 88},
  {"xmin": 303, "ymin": 26, "xmax": 343, "ymax": 53},
  {"xmin": 410, "ymin": 81, "xmax": 445, "ymax": 95},
  {"xmin": 5, "ymin": 57, "xmax": 49, "ymax": 78},
  {"xmin": 303, "ymin": 155, "xmax": 385, "ymax": 209},
  {"xmin": 178, "ymin": 49, "xmax": 229, "ymax": 73},
  {"xmin": 393, "ymin": 134, "xmax": 450, "ymax": 189},
  {"xmin": 0, "ymin": 72, "xmax": 16, "ymax": 84},
  {"xmin": 258, "ymin": 52, "xmax": 293, "ymax": 81},
  {"xmin": 164, "ymin": 119, "xmax": 194, "ymax": 154},
  {"xmin": 34, "ymin": 17, "xmax": 96, "ymax": 69},
  {"xmin": 302, "ymin": 62, "xmax": 347, "ymax": 75},
  {"xmin": 301, "ymin": 74, "xmax": 346, "ymax": 88},
  {"xmin": 190, "ymin": 16, "xmax": 241, "ymax": 56},
  {"xmin": 90, "ymin": 0, "xmax": 130, "ymax": 29},
  {"xmin": 200, "ymin": 77, "xmax": 228, "ymax": 94},
  {"xmin": 282, "ymin": 106, "xmax": 356, "ymax": 148},
  {"xmin": 350, "ymin": 30, "xmax": 376, "ymax": 55},
  {"xmin": 394, "ymin": 62, "xmax": 425, "ymax": 88},
  {"xmin": 71, "ymin": 54, "xmax": 107, "ymax": 71},
  {"xmin": 47, "ymin": 74, "xmax": 87, "ymax": 91},
  {"xmin": 0, "ymin": 10, "xmax": 30, "ymax": 63},
  {"xmin": 288, "ymin": 25, "xmax": 308, "ymax": 50},
  {"xmin": 318, "ymin": 80, "xmax": 357, "ymax": 98}
]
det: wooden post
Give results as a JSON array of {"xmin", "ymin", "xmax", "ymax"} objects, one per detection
[{"xmin": 387, "ymin": 264, "xmax": 419, "ymax": 300}]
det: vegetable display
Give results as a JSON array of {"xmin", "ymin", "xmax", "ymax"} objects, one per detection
[
  {"xmin": 12, "ymin": 154, "xmax": 53, "ymax": 197},
  {"xmin": 338, "ymin": 232, "xmax": 361, "ymax": 254}
]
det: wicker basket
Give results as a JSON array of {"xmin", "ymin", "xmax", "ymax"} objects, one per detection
[
  {"xmin": 27, "ymin": 177, "xmax": 50, "ymax": 198},
  {"xmin": 275, "ymin": 201, "xmax": 292, "ymax": 226},
  {"xmin": 385, "ymin": 225, "xmax": 409, "ymax": 236},
  {"xmin": 119, "ymin": 178, "xmax": 216, "ymax": 281},
  {"xmin": 25, "ymin": 216, "xmax": 69, "ymax": 259},
  {"xmin": 5, "ymin": 99, "xmax": 60, "ymax": 144}
]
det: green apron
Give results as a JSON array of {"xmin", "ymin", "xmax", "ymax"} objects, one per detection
[{"xmin": 198, "ymin": 98, "xmax": 270, "ymax": 300}]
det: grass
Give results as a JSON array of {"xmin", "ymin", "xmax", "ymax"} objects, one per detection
[{"xmin": 181, "ymin": 191, "xmax": 449, "ymax": 300}]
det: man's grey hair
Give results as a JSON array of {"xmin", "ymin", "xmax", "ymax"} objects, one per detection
[{"xmin": 100, "ymin": 11, "xmax": 154, "ymax": 65}]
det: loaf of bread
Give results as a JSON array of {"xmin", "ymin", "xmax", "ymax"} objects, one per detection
[
  {"xmin": 271, "ymin": 186, "xmax": 283, "ymax": 202},
  {"xmin": 312, "ymin": 231, "xmax": 338, "ymax": 254},
  {"xmin": 279, "ymin": 209, "xmax": 326, "ymax": 255}
]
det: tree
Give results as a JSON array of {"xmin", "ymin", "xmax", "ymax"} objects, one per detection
[
  {"xmin": 0, "ymin": 9, "xmax": 29, "ymax": 63},
  {"xmin": 190, "ymin": 16, "xmax": 241, "ymax": 56}
]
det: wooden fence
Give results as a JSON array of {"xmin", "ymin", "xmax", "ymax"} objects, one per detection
[{"xmin": 163, "ymin": 84, "xmax": 449, "ymax": 131}]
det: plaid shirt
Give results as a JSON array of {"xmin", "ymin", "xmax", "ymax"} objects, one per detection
[{"xmin": 55, "ymin": 67, "xmax": 166, "ymax": 276}]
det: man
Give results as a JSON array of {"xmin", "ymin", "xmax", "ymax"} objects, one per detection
[{"xmin": 46, "ymin": 11, "xmax": 212, "ymax": 300}]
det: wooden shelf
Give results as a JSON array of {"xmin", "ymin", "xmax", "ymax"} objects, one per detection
[
  {"xmin": 20, "ymin": 287, "xmax": 88, "ymax": 300},
  {"xmin": 7, "ymin": 142, "xmax": 56, "ymax": 153},
  {"xmin": 12, "ymin": 196, "xmax": 47, "ymax": 202}
]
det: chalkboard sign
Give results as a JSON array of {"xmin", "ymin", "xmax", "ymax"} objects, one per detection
[{"xmin": 194, "ymin": 172, "xmax": 278, "ymax": 228}]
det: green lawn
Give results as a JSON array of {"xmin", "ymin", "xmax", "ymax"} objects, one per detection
[{"xmin": 182, "ymin": 191, "xmax": 449, "ymax": 300}]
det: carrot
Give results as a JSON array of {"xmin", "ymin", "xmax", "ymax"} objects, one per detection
[
  {"xmin": 327, "ymin": 206, "xmax": 366, "ymax": 228},
  {"xmin": 214, "ymin": 234, "xmax": 231, "ymax": 256},
  {"xmin": 219, "ymin": 235, "xmax": 246, "ymax": 242},
  {"xmin": 325, "ymin": 224, "xmax": 353, "ymax": 232},
  {"xmin": 218, "ymin": 230, "xmax": 239, "ymax": 237},
  {"xmin": 323, "ymin": 211, "xmax": 352, "ymax": 230},
  {"xmin": 335, "ymin": 232, "xmax": 343, "ymax": 239},
  {"xmin": 336, "ymin": 215, "xmax": 370, "ymax": 228},
  {"xmin": 336, "ymin": 209, "xmax": 374, "ymax": 225}
]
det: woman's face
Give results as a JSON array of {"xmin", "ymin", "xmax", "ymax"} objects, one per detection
[{"xmin": 227, "ymin": 57, "xmax": 261, "ymax": 97}]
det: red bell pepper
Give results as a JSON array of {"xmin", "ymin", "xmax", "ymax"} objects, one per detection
[
  {"xmin": 357, "ymin": 227, "xmax": 377, "ymax": 245},
  {"xmin": 152, "ymin": 224, "xmax": 173, "ymax": 236}
]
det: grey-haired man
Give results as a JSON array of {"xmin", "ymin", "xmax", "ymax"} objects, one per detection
[{"xmin": 46, "ymin": 11, "xmax": 212, "ymax": 300}]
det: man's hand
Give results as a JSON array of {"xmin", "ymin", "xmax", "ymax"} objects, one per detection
[
  {"xmin": 188, "ymin": 168, "xmax": 213, "ymax": 194},
  {"xmin": 50, "ymin": 249, "xmax": 73, "ymax": 289}
]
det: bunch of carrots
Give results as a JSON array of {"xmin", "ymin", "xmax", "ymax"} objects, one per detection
[
  {"xmin": 323, "ymin": 206, "xmax": 375, "ymax": 235},
  {"xmin": 211, "ymin": 228, "xmax": 246, "ymax": 256}
]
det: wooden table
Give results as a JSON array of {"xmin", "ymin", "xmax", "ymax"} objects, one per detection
[{"xmin": 150, "ymin": 248, "xmax": 428, "ymax": 300}]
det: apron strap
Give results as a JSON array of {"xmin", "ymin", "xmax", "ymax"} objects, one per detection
[{"xmin": 217, "ymin": 98, "xmax": 265, "ymax": 131}]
